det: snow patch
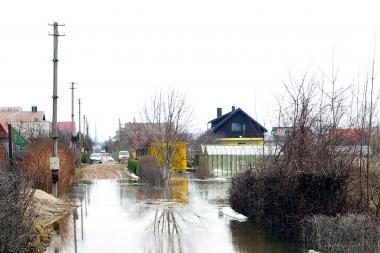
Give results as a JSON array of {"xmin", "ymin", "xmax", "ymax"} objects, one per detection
[
  {"xmin": 222, "ymin": 207, "xmax": 248, "ymax": 222},
  {"xmin": 125, "ymin": 170, "xmax": 140, "ymax": 179}
]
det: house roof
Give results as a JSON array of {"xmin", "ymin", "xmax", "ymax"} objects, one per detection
[
  {"xmin": 209, "ymin": 108, "xmax": 267, "ymax": 133},
  {"xmin": 0, "ymin": 111, "xmax": 45, "ymax": 125},
  {"xmin": 58, "ymin": 121, "xmax": 76, "ymax": 132},
  {"xmin": 329, "ymin": 128, "xmax": 366, "ymax": 142}
]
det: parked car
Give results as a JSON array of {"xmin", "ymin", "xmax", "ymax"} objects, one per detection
[
  {"xmin": 118, "ymin": 150, "xmax": 130, "ymax": 162},
  {"xmin": 90, "ymin": 153, "xmax": 102, "ymax": 164}
]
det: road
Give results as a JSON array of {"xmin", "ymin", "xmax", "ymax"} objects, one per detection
[{"xmin": 79, "ymin": 162, "xmax": 129, "ymax": 180}]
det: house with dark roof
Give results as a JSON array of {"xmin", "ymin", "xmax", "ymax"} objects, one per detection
[
  {"xmin": 208, "ymin": 106, "xmax": 267, "ymax": 145},
  {"xmin": 200, "ymin": 106, "xmax": 268, "ymax": 177}
]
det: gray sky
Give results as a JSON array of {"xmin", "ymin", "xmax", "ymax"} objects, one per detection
[{"xmin": 0, "ymin": 0, "xmax": 379, "ymax": 141}]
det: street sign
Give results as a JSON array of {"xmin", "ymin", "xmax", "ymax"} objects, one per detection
[{"xmin": 50, "ymin": 157, "xmax": 60, "ymax": 170}]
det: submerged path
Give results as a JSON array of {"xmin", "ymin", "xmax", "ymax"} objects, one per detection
[
  {"xmin": 79, "ymin": 163, "xmax": 129, "ymax": 180},
  {"xmin": 45, "ymin": 162, "xmax": 302, "ymax": 253}
]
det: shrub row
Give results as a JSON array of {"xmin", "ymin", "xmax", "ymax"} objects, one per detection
[
  {"xmin": 301, "ymin": 214, "xmax": 380, "ymax": 252},
  {"xmin": 128, "ymin": 158, "xmax": 138, "ymax": 174},
  {"xmin": 229, "ymin": 169, "xmax": 349, "ymax": 237},
  {"xmin": 81, "ymin": 153, "xmax": 90, "ymax": 164}
]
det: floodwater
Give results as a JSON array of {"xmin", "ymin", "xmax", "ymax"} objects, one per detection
[{"xmin": 45, "ymin": 176, "xmax": 303, "ymax": 253}]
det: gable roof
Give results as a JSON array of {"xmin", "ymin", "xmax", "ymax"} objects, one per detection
[
  {"xmin": 209, "ymin": 108, "xmax": 267, "ymax": 133},
  {"xmin": 209, "ymin": 110, "xmax": 234, "ymax": 124},
  {"xmin": 0, "ymin": 111, "xmax": 45, "ymax": 124}
]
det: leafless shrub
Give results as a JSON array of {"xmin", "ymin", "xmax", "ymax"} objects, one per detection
[
  {"xmin": 301, "ymin": 214, "xmax": 380, "ymax": 252},
  {"xmin": 0, "ymin": 163, "xmax": 38, "ymax": 252},
  {"xmin": 137, "ymin": 155, "xmax": 163, "ymax": 186},
  {"xmin": 194, "ymin": 164, "xmax": 211, "ymax": 178},
  {"xmin": 229, "ymin": 71, "xmax": 379, "ymax": 239},
  {"xmin": 21, "ymin": 140, "xmax": 75, "ymax": 194}
]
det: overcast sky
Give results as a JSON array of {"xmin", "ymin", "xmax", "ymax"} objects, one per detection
[{"xmin": 0, "ymin": 0, "xmax": 379, "ymax": 141}]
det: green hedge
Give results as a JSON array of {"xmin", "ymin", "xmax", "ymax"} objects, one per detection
[
  {"xmin": 81, "ymin": 153, "xmax": 90, "ymax": 164},
  {"xmin": 128, "ymin": 159, "xmax": 138, "ymax": 174}
]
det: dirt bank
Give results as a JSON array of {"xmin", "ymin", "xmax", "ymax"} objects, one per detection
[{"xmin": 32, "ymin": 189, "xmax": 74, "ymax": 252}]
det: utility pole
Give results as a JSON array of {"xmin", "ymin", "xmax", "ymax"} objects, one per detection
[
  {"xmin": 49, "ymin": 22, "xmax": 64, "ymax": 197},
  {"xmin": 83, "ymin": 115, "xmax": 86, "ymax": 153},
  {"xmin": 95, "ymin": 122, "xmax": 98, "ymax": 145},
  {"xmin": 86, "ymin": 118, "xmax": 89, "ymax": 142},
  {"xmin": 118, "ymin": 118, "xmax": 121, "ymax": 152},
  {"xmin": 69, "ymin": 82, "xmax": 76, "ymax": 148},
  {"xmin": 78, "ymin": 98, "xmax": 82, "ymax": 166}
]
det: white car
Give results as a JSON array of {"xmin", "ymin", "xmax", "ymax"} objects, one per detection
[
  {"xmin": 90, "ymin": 153, "xmax": 102, "ymax": 164},
  {"xmin": 118, "ymin": 151, "xmax": 130, "ymax": 162}
]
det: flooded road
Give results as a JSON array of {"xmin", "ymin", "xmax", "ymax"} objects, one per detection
[{"xmin": 45, "ymin": 170, "xmax": 302, "ymax": 253}]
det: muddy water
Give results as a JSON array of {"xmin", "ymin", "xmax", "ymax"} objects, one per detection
[{"xmin": 45, "ymin": 176, "xmax": 303, "ymax": 253}]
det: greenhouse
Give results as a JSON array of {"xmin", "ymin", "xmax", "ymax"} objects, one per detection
[{"xmin": 201, "ymin": 145, "xmax": 278, "ymax": 177}]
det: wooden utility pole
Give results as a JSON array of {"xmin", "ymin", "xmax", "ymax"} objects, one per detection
[
  {"xmin": 69, "ymin": 82, "xmax": 76, "ymax": 148},
  {"xmin": 49, "ymin": 22, "xmax": 64, "ymax": 197}
]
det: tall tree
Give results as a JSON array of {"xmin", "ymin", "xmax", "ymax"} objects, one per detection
[{"xmin": 143, "ymin": 88, "xmax": 192, "ymax": 185}]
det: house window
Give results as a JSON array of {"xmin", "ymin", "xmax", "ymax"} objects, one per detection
[{"xmin": 231, "ymin": 123, "xmax": 241, "ymax": 132}]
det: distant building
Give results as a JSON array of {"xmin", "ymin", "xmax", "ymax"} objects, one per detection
[
  {"xmin": 121, "ymin": 122, "xmax": 188, "ymax": 170},
  {"xmin": 266, "ymin": 126, "xmax": 293, "ymax": 145},
  {"xmin": 0, "ymin": 106, "xmax": 50, "ymax": 138},
  {"xmin": 57, "ymin": 121, "xmax": 76, "ymax": 135},
  {"xmin": 329, "ymin": 128, "xmax": 366, "ymax": 144}
]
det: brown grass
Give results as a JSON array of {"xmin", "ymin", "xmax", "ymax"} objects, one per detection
[
  {"xmin": 21, "ymin": 140, "xmax": 76, "ymax": 194},
  {"xmin": 302, "ymin": 214, "xmax": 380, "ymax": 252}
]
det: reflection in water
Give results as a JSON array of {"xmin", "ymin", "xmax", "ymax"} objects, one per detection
[
  {"xmin": 146, "ymin": 208, "xmax": 183, "ymax": 253},
  {"xmin": 230, "ymin": 221, "xmax": 301, "ymax": 253},
  {"xmin": 45, "ymin": 176, "xmax": 302, "ymax": 253}
]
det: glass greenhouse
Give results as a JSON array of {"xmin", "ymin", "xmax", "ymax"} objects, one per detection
[{"xmin": 200, "ymin": 145, "xmax": 278, "ymax": 177}]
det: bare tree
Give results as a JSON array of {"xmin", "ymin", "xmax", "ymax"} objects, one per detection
[{"xmin": 142, "ymin": 88, "xmax": 192, "ymax": 186}]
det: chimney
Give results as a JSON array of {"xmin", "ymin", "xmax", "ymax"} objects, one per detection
[
  {"xmin": 217, "ymin": 108, "xmax": 222, "ymax": 117},
  {"xmin": 232, "ymin": 106, "xmax": 236, "ymax": 111},
  {"xmin": 31, "ymin": 106, "xmax": 37, "ymax": 112}
]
